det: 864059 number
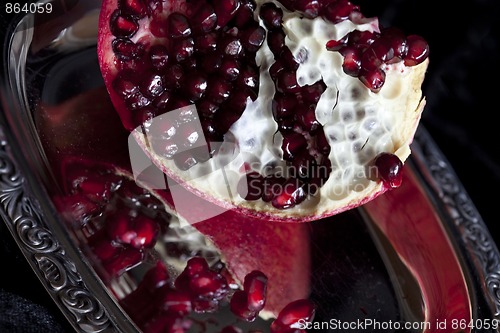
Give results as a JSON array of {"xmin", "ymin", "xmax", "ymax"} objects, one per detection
[{"xmin": 6, "ymin": 2, "xmax": 53, "ymax": 14}]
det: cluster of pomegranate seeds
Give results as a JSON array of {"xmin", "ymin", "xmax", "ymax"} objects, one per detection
[
  {"xmin": 174, "ymin": 256, "xmax": 230, "ymax": 313},
  {"xmin": 327, "ymin": 27, "xmax": 429, "ymax": 92},
  {"xmin": 230, "ymin": 270, "xmax": 268, "ymax": 321},
  {"xmin": 120, "ymin": 257, "xmax": 271, "ymax": 332},
  {"xmin": 55, "ymin": 159, "xmax": 169, "ymax": 277},
  {"xmin": 374, "ymin": 152, "xmax": 403, "ymax": 188},
  {"xmin": 109, "ymin": 0, "xmax": 267, "ymax": 170},
  {"xmin": 234, "ymin": 2, "xmax": 332, "ymax": 210},
  {"xmin": 273, "ymin": 0, "xmax": 429, "ymax": 92},
  {"xmin": 270, "ymin": 299, "xmax": 316, "ymax": 333}
]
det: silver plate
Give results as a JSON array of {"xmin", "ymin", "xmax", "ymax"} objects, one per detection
[{"xmin": 1, "ymin": 1, "xmax": 500, "ymax": 332}]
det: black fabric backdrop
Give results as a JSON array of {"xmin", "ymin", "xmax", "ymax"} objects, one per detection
[{"xmin": 1, "ymin": 0, "xmax": 499, "ymax": 331}]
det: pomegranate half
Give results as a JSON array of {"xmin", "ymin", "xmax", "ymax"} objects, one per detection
[{"xmin": 97, "ymin": 0, "xmax": 429, "ymax": 221}]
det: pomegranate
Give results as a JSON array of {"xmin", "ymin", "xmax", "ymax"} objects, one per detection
[{"xmin": 97, "ymin": 0, "xmax": 429, "ymax": 221}]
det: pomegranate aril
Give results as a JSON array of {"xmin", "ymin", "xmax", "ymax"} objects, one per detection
[
  {"xmin": 167, "ymin": 12, "xmax": 191, "ymax": 38},
  {"xmin": 112, "ymin": 38, "xmax": 144, "ymax": 61},
  {"xmin": 259, "ymin": 2, "xmax": 283, "ymax": 31},
  {"xmin": 281, "ymin": 133, "xmax": 307, "ymax": 161},
  {"xmin": 206, "ymin": 78, "xmax": 232, "ymax": 104},
  {"xmin": 267, "ymin": 30, "xmax": 286, "ymax": 55},
  {"xmin": 271, "ymin": 179, "xmax": 307, "ymax": 209},
  {"xmin": 141, "ymin": 261, "xmax": 170, "ymax": 292},
  {"xmin": 326, "ymin": 38, "xmax": 345, "ymax": 51},
  {"xmin": 272, "ymin": 93, "xmax": 296, "ymax": 120},
  {"xmin": 120, "ymin": 0, "xmax": 146, "ymax": 17},
  {"xmin": 280, "ymin": 48, "xmax": 300, "ymax": 71},
  {"xmin": 240, "ymin": 25, "xmax": 266, "ymax": 52},
  {"xmin": 322, "ymin": 0, "xmax": 358, "ymax": 24},
  {"xmin": 234, "ymin": 0, "xmax": 257, "ymax": 28},
  {"xmin": 91, "ymin": 239, "xmax": 122, "ymax": 263},
  {"xmin": 298, "ymin": 104, "xmax": 321, "ymax": 133},
  {"xmin": 221, "ymin": 37, "xmax": 244, "ymax": 57},
  {"xmin": 219, "ymin": 58, "xmax": 241, "ymax": 81},
  {"xmin": 276, "ymin": 71, "xmax": 300, "ymax": 94},
  {"xmin": 270, "ymin": 299, "xmax": 316, "ymax": 333},
  {"xmin": 214, "ymin": 0, "xmax": 241, "ymax": 28},
  {"xmin": 243, "ymin": 270, "xmax": 268, "ymax": 312},
  {"xmin": 346, "ymin": 29, "xmax": 377, "ymax": 48},
  {"xmin": 359, "ymin": 68, "xmax": 386, "ymax": 92},
  {"xmin": 230, "ymin": 290, "xmax": 257, "ymax": 322},
  {"xmin": 183, "ymin": 72, "xmax": 208, "ymax": 101},
  {"xmin": 172, "ymin": 38, "xmax": 195, "ymax": 62},
  {"xmin": 149, "ymin": 45, "xmax": 169, "ymax": 70},
  {"xmin": 379, "ymin": 27, "xmax": 408, "ymax": 63},
  {"xmin": 237, "ymin": 66, "xmax": 259, "ymax": 89},
  {"xmin": 404, "ymin": 35, "xmax": 430, "ymax": 66},
  {"xmin": 106, "ymin": 212, "xmax": 134, "ymax": 243},
  {"xmin": 104, "ymin": 246, "xmax": 143, "ymax": 276},
  {"xmin": 110, "ymin": 10, "xmax": 138, "ymax": 37},
  {"xmin": 131, "ymin": 215, "xmax": 159, "ymax": 248},
  {"xmin": 261, "ymin": 175, "xmax": 287, "ymax": 202},
  {"xmin": 295, "ymin": 0, "xmax": 320, "ymax": 18},
  {"xmin": 374, "ymin": 152, "xmax": 403, "ymax": 188},
  {"xmin": 189, "ymin": 270, "xmax": 228, "ymax": 297},
  {"xmin": 195, "ymin": 33, "xmax": 218, "ymax": 53},
  {"xmin": 164, "ymin": 65, "xmax": 184, "ymax": 90},
  {"xmin": 142, "ymin": 73, "xmax": 165, "ymax": 98},
  {"xmin": 340, "ymin": 46, "xmax": 362, "ymax": 76},
  {"xmin": 162, "ymin": 290, "xmax": 192, "ymax": 315},
  {"xmin": 190, "ymin": 4, "xmax": 217, "ymax": 34}
]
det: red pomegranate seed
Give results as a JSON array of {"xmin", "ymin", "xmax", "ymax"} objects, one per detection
[
  {"xmin": 162, "ymin": 290, "xmax": 192, "ymax": 315},
  {"xmin": 149, "ymin": 45, "xmax": 169, "ymax": 70},
  {"xmin": 243, "ymin": 270, "xmax": 268, "ymax": 312},
  {"xmin": 295, "ymin": 0, "xmax": 320, "ymax": 18},
  {"xmin": 267, "ymin": 30, "xmax": 286, "ymax": 54},
  {"xmin": 110, "ymin": 10, "xmax": 138, "ymax": 37},
  {"xmin": 359, "ymin": 68, "xmax": 386, "ymax": 92},
  {"xmin": 404, "ymin": 35, "xmax": 430, "ymax": 66},
  {"xmin": 281, "ymin": 133, "xmax": 307, "ymax": 161},
  {"xmin": 270, "ymin": 299, "xmax": 316, "ymax": 333},
  {"xmin": 167, "ymin": 13, "xmax": 191, "ymax": 38},
  {"xmin": 340, "ymin": 45, "xmax": 362, "ymax": 76},
  {"xmin": 106, "ymin": 212, "xmax": 135, "ymax": 244},
  {"xmin": 91, "ymin": 239, "xmax": 122, "ymax": 262},
  {"xmin": 230, "ymin": 290, "xmax": 257, "ymax": 322},
  {"xmin": 240, "ymin": 25, "xmax": 266, "ymax": 52},
  {"xmin": 131, "ymin": 215, "xmax": 159, "ymax": 249},
  {"xmin": 189, "ymin": 270, "xmax": 228, "ymax": 298},
  {"xmin": 271, "ymin": 179, "xmax": 307, "ymax": 209},
  {"xmin": 259, "ymin": 2, "xmax": 283, "ymax": 30},
  {"xmin": 214, "ymin": 0, "xmax": 241, "ymax": 28},
  {"xmin": 141, "ymin": 261, "xmax": 170, "ymax": 293},
  {"xmin": 120, "ymin": 0, "xmax": 146, "ymax": 17},
  {"xmin": 326, "ymin": 38, "xmax": 345, "ymax": 51},
  {"xmin": 171, "ymin": 38, "xmax": 195, "ymax": 62},
  {"xmin": 261, "ymin": 175, "xmax": 287, "ymax": 202},
  {"xmin": 374, "ymin": 152, "xmax": 403, "ymax": 188},
  {"xmin": 104, "ymin": 246, "xmax": 143, "ymax": 276},
  {"xmin": 322, "ymin": 0, "xmax": 357, "ymax": 24},
  {"xmin": 346, "ymin": 29, "xmax": 377, "ymax": 48},
  {"xmin": 276, "ymin": 71, "xmax": 300, "ymax": 93},
  {"xmin": 175, "ymin": 257, "xmax": 209, "ymax": 290},
  {"xmin": 190, "ymin": 4, "xmax": 217, "ymax": 34},
  {"xmin": 112, "ymin": 38, "xmax": 144, "ymax": 61}
]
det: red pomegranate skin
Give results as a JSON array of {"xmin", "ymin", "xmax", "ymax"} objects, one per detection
[{"xmin": 364, "ymin": 169, "xmax": 471, "ymax": 333}]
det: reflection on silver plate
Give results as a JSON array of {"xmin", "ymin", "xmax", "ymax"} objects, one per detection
[{"xmin": 1, "ymin": 1, "xmax": 500, "ymax": 332}]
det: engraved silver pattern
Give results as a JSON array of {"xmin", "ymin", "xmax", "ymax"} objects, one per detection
[{"xmin": 0, "ymin": 136, "xmax": 113, "ymax": 332}]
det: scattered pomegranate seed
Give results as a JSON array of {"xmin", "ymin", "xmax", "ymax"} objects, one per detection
[
  {"xmin": 374, "ymin": 152, "xmax": 403, "ymax": 188},
  {"xmin": 270, "ymin": 299, "xmax": 316, "ymax": 333}
]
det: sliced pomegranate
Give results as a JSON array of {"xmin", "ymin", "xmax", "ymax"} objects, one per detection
[{"xmin": 98, "ymin": 0, "xmax": 429, "ymax": 221}]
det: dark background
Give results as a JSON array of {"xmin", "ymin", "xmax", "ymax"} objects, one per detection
[{"xmin": 1, "ymin": 0, "xmax": 499, "ymax": 331}]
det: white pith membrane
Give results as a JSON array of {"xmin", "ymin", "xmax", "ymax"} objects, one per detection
[{"xmin": 128, "ymin": 1, "xmax": 428, "ymax": 221}]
